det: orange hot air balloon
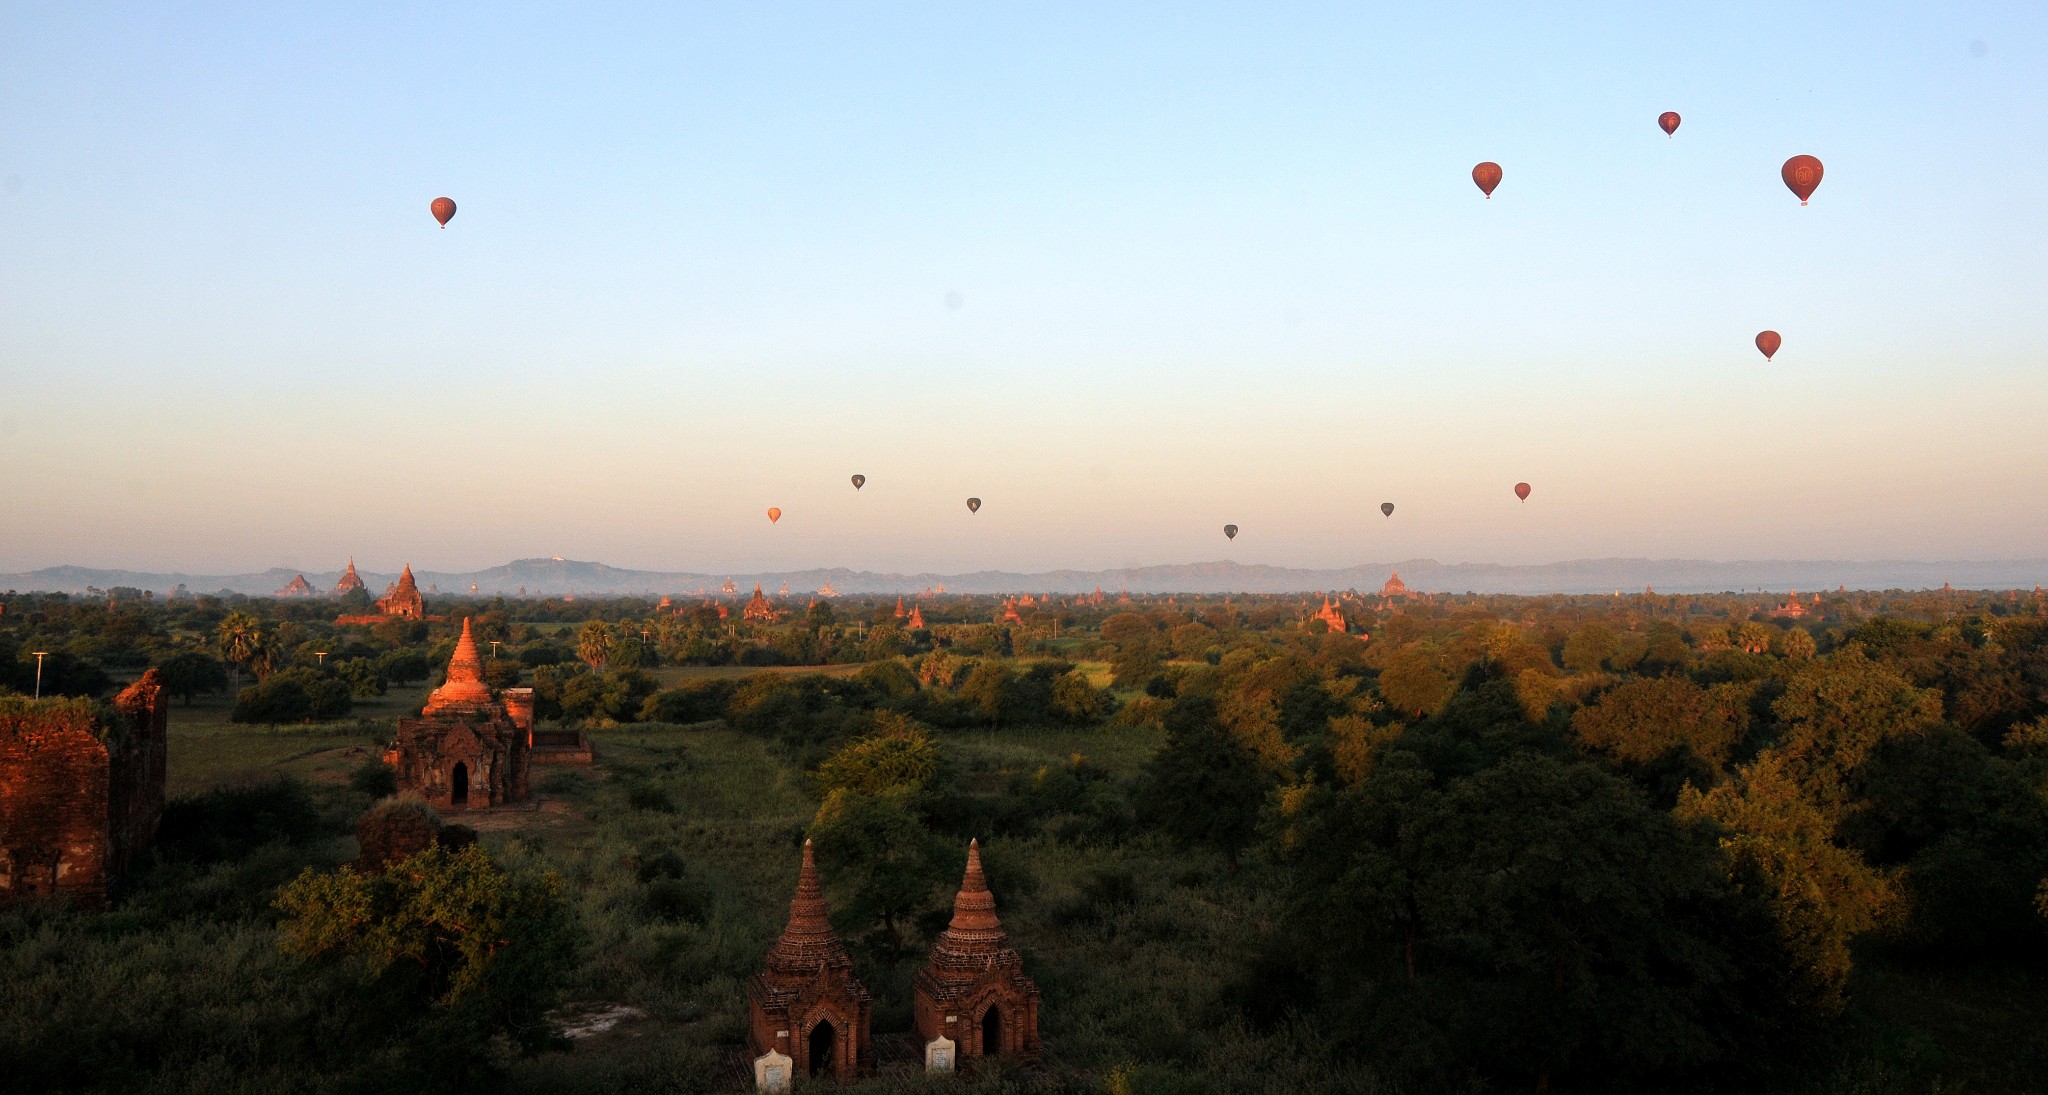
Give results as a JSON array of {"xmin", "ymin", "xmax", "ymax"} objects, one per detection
[
  {"xmin": 1381, "ymin": 502, "xmax": 1395, "ymax": 517},
  {"xmin": 1514, "ymin": 482, "xmax": 1532, "ymax": 502},
  {"xmin": 1224, "ymin": 524, "xmax": 1238, "ymax": 540},
  {"xmin": 430, "ymin": 196, "xmax": 456, "ymax": 228},
  {"xmin": 1755, "ymin": 330, "xmax": 1782, "ymax": 361},
  {"xmin": 965, "ymin": 498, "xmax": 982, "ymax": 514},
  {"xmin": 1659, "ymin": 111, "xmax": 1681, "ymax": 137},
  {"xmin": 851, "ymin": 474, "xmax": 866, "ymax": 490},
  {"xmin": 1781, "ymin": 155, "xmax": 1823, "ymax": 205},
  {"xmin": 766, "ymin": 507, "xmax": 782, "ymax": 524},
  {"xmin": 1472, "ymin": 162, "xmax": 1503, "ymax": 198}
]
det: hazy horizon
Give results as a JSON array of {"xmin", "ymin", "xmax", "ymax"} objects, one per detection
[{"xmin": 5, "ymin": 3, "xmax": 2045, "ymax": 574}]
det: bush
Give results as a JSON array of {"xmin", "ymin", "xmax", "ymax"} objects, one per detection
[
  {"xmin": 158, "ymin": 778, "xmax": 326, "ymax": 864},
  {"xmin": 231, "ymin": 668, "xmax": 352, "ymax": 724},
  {"xmin": 638, "ymin": 680, "xmax": 736, "ymax": 724},
  {"xmin": 349, "ymin": 757, "xmax": 398, "ymax": 798}
]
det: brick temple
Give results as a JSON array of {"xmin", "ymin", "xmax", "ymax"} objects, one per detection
[
  {"xmin": 748, "ymin": 840, "xmax": 874, "ymax": 1087},
  {"xmin": 912, "ymin": 839, "xmax": 1041, "ymax": 1069},
  {"xmin": 383, "ymin": 618, "xmax": 533, "ymax": 811}
]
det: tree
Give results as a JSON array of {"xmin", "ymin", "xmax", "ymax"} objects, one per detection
[
  {"xmin": 231, "ymin": 668, "xmax": 352, "ymax": 724},
  {"xmin": 1138, "ymin": 694, "xmax": 1278, "ymax": 869},
  {"xmin": 1108, "ymin": 634, "xmax": 1166, "ymax": 690},
  {"xmin": 1773, "ymin": 627, "xmax": 1817, "ymax": 661},
  {"xmin": 215, "ymin": 612, "xmax": 266, "ymax": 685},
  {"xmin": 1561, "ymin": 622, "xmax": 1620, "ymax": 674},
  {"xmin": 807, "ymin": 788, "xmax": 953, "ymax": 962},
  {"xmin": 1771, "ymin": 647, "xmax": 1945, "ymax": 816},
  {"xmin": 338, "ymin": 658, "xmax": 389, "ymax": 699},
  {"xmin": 1377, "ymin": 644, "xmax": 1454, "ymax": 718},
  {"xmin": 814, "ymin": 713, "xmax": 941, "ymax": 798},
  {"xmin": 575, "ymin": 621, "xmax": 615, "ymax": 669},
  {"xmin": 1266, "ymin": 748, "xmax": 1796, "ymax": 1089},
  {"xmin": 1571, "ymin": 677, "xmax": 1747, "ymax": 798},
  {"xmin": 1676, "ymin": 754, "xmax": 1896, "ymax": 1017},
  {"xmin": 275, "ymin": 843, "xmax": 580, "ymax": 1085},
  {"xmin": 156, "ymin": 651, "xmax": 230, "ymax": 706}
]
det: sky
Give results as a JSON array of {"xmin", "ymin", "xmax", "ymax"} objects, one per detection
[{"xmin": 3, "ymin": 2, "xmax": 2045, "ymax": 576}]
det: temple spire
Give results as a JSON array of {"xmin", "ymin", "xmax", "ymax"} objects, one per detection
[
  {"xmin": 946, "ymin": 838, "xmax": 1001, "ymax": 934},
  {"xmin": 765, "ymin": 838, "xmax": 851, "ymax": 972},
  {"xmin": 423, "ymin": 617, "xmax": 493, "ymax": 712}
]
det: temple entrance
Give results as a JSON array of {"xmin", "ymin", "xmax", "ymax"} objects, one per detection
[
  {"xmin": 808, "ymin": 1020, "xmax": 836, "ymax": 1077},
  {"xmin": 450, "ymin": 762, "xmax": 469, "ymax": 806},
  {"xmin": 981, "ymin": 1004, "xmax": 1002, "ymax": 1056}
]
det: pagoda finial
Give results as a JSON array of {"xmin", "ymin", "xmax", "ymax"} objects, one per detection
[{"xmin": 945, "ymin": 838, "xmax": 1000, "ymax": 934}]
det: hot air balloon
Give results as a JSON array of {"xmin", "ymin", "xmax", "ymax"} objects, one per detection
[
  {"xmin": 767, "ymin": 507, "xmax": 782, "ymax": 524},
  {"xmin": 1472, "ymin": 162, "xmax": 1503, "ymax": 198},
  {"xmin": 1755, "ymin": 330, "xmax": 1782, "ymax": 361},
  {"xmin": 1659, "ymin": 111, "xmax": 1681, "ymax": 137},
  {"xmin": 1782, "ymin": 155, "xmax": 1823, "ymax": 205},
  {"xmin": 1224, "ymin": 524, "xmax": 1238, "ymax": 540},
  {"xmin": 965, "ymin": 498, "xmax": 981, "ymax": 513},
  {"xmin": 1381, "ymin": 502, "xmax": 1395, "ymax": 517},
  {"xmin": 430, "ymin": 197, "xmax": 456, "ymax": 228},
  {"xmin": 851, "ymin": 474, "xmax": 866, "ymax": 490},
  {"xmin": 1515, "ymin": 482, "xmax": 1532, "ymax": 502}
]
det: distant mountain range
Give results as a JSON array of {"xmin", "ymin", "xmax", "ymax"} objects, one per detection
[{"xmin": 4, "ymin": 556, "xmax": 2045, "ymax": 597}]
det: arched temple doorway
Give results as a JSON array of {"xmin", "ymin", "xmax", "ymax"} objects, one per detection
[
  {"xmin": 450, "ymin": 761, "xmax": 469, "ymax": 806},
  {"xmin": 982, "ymin": 1004, "xmax": 1002, "ymax": 1056},
  {"xmin": 808, "ymin": 1020, "xmax": 836, "ymax": 1077}
]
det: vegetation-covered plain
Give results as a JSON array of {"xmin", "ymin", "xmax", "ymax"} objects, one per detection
[{"xmin": 4, "ymin": 584, "xmax": 2047, "ymax": 1093}]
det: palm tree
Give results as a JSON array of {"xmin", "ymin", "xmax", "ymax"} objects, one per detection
[
  {"xmin": 576, "ymin": 620, "xmax": 615, "ymax": 670},
  {"xmin": 216, "ymin": 612, "xmax": 264, "ymax": 690}
]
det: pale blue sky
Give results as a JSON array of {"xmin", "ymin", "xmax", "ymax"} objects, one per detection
[{"xmin": 3, "ymin": 2, "xmax": 2044, "ymax": 574}]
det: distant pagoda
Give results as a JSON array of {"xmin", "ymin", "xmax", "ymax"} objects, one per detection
[{"xmin": 333, "ymin": 559, "xmax": 367, "ymax": 596}]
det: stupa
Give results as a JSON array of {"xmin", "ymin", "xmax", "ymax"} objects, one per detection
[
  {"xmin": 748, "ymin": 840, "xmax": 873, "ymax": 1084},
  {"xmin": 912, "ymin": 840, "xmax": 1041, "ymax": 1068}
]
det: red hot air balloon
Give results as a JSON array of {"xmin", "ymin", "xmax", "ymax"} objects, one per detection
[
  {"xmin": 766, "ymin": 507, "xmax": 781, "ymax": 524},
  {"xmin": 1472, "ymin": 162, "xmax": 1503, "ymax": 198},
  {"xmin": 1381, "ymin": 502, "xmax": 1395, "ymax": 517},
  {"xmin": 430, "ymin": 196, "xmax": 456, "ymax": 228},
  {"xmin": 1755, "ymin": 330, "xmax": 1782, "ymax": 361},
  {"xmin": 1224, "ymin": 524, "xmax": 1238, "ymax": 540},
  {"xmin": 851, "ymin": 474, "xmax": 866, "ymax": 490},
  {"xmin": 1781, "ymin": 156, "xmax": 1823, "ymax": 205},
  {"xmin": 1659, "ymin": 111, "xmax": 1681, "ymax": 137},
  {"xmin": 966, "ymin": 498, "xmax": 982, "ymax": 513},
  {"xmin": 1514, "ymin": 482, "xmax": 1532, "ymax": 502}
]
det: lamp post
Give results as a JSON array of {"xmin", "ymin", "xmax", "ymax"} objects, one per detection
[
  {"xmin": 490, "ymin": 640, "xmax": 502, "ymax": 659},
  {"xmin": 314, "ymin": 651, "xmax": 328, "ymax": 666},
  {"xmin": 31, "ymin": 651, "xmax": 48, "ymax": 698}
]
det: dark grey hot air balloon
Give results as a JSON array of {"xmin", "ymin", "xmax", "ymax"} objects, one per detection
[
  {"xmin": 851, "ymin": 474, "xmax": 866, "ymax": 490},
  {"xmin": 1224, "ymin": 524, "xmax": 1238, "ymax": 540},
  {"xmin": 1381, "ymin": 502, "xmax": 1395, "ymax": 517},
  {"xmin": 966, "ymin": 497, "xmax": 981, "ymax": 513}
]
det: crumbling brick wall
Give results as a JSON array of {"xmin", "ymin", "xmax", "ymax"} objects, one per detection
[
  {"xmin": 104, "ymin": 671, "xmax": 168, "ymax": 877},
  {"xmin": 0, "ymin": 671, "xmax": 166, "ymax": 909}
]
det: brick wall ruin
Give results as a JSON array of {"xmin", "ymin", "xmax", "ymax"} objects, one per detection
[{"xmin": 0, "ymin": 670, "xmax": 168, "ymax": 908}]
